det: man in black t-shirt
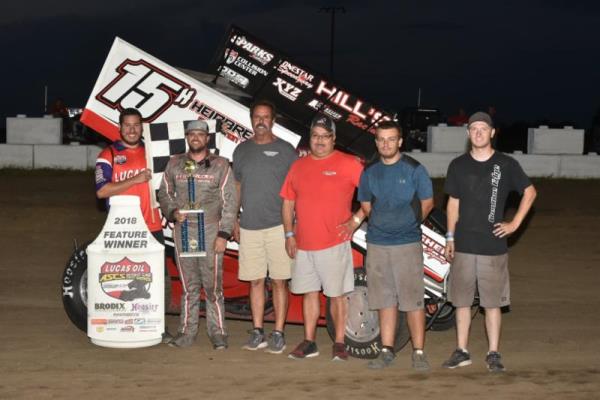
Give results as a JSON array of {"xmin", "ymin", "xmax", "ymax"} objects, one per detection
[{"xmin": 442, "ymin": 112, "xmax": 537, "ymax": 372}]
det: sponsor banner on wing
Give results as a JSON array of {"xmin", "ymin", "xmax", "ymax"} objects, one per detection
[
  {"xmin": 81, "ymin": 37, "xmax": 300, "ymax": 159},
  {"xmin": 213, "ymin": 26, "xmax": 394, "ymax": 158}
]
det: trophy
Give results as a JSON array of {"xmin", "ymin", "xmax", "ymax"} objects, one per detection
[{"xmin": 179, "ymin": 160, "xmax": 206, "ymax": 257}]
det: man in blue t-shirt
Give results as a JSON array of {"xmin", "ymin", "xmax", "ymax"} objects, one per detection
[{"xmin": 357, "ymin": 121, "xmax": 434, "ymax": 371}]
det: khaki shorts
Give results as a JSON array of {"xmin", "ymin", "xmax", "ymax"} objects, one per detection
[
  {"xmin": 366, "ymin": 242, "xmax": 424, "ymax": 312},
  {"xmin": 290, "ymin": 241, "xmax": 354, "ymax": 297},
  {"xmin": 238, "ymin": 225, "xmax": 292, "ymax": 281},
  {"xmin": 448, "ymin": 252, "xmax": 510, "ymax": 308}
]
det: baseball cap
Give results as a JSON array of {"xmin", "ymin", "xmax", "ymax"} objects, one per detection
[
  {"xmin": 310, "ymin": 114, "xmax": 336, "ymax": 134},
  {"xmin": 185, "ymin": 120, "xmax": 210, "ymax": 134},
  {"xmin": 468, "ymin": 111, "xmax": 494, "ymax": 127}
]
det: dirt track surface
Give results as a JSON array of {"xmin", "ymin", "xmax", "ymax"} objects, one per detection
[{"xmin": 1, "ymin": 170, "xmax": 599, "ymax": 400}]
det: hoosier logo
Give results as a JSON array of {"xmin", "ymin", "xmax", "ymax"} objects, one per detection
[{"xmin": 99, "ymin": 257, "xmax": 152, "ymax": 301}]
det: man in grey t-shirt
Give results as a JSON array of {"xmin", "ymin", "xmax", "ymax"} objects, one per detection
[{"xmin": 232, "ymin": 100, "xmax": 297, "ymax": 354}]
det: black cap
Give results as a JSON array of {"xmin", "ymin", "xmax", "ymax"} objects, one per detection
[
  {"xmin": 468, "ymin": 111, "xmax": 494, "ymax": 127},
  {"xmin": 310, "ymin": 114, "xmax": 336, "ymax": 134}
]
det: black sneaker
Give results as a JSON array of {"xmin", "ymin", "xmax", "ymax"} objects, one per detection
[
  {"xmin": 442, "ymin": 348, "xmax": 472, "ymax": 369},
  {"xmin": 288, "ymin": 340, "xmax": 319, "ymax": 359},
  {"xmin": 485, "ymin": 351, "xmax": 506, "ymax": 372}
]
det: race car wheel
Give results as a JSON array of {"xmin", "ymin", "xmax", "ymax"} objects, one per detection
[
  {"xmin": 326, "ymin": 267, "xmax": 411, "ymax": 359},
  {"xmin": 61, "ymin": 243, "xmax": 89, "ymax": 332}
]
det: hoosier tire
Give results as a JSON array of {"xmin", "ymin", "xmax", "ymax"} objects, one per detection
[
  {"xmin": 61, "ymin": 243, "xmax": 89, "ymax": 332},
  {"xmin": 326, "ymin": 267, "xmax": 411, "ymax": 359}
]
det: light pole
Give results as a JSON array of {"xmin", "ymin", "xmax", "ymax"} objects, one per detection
[{"xmin": 320, "ymin": 6, "xmax": 345, "ymax": 80}]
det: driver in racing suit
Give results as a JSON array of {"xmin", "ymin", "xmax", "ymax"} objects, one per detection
[{"xmin": 158, "ymin": 120, "xmax": 237, "ymax": 349}]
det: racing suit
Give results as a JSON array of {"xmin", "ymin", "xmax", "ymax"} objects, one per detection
[{"xmin": 157, "ymin": 153, "xmax": 236, "ymax": 340}]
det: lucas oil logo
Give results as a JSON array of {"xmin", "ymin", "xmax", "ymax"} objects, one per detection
[{"xmin": 99, "ymin": 257, "xmax": 152, "ymax": 301}]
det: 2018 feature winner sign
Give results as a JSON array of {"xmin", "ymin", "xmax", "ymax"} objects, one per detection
[
  {"xmin": 212, "ymin": 25, "xmax": 395, "ymax": 161},
  {"xmin": 87, "ymin": 195, "xmax": 164, "ymax": 348}
]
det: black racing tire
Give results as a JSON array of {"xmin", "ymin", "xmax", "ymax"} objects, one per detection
[
  {"xmin": 426, "ymin": 302, "xmax": 456, "ymax": 331},
  {"xmin": 61, "ymin": 242, "xmax": 89, "ymax": 332},
  {"xmin": 326, "ymin": 267, "xmax": 411, "ymax": 359}
]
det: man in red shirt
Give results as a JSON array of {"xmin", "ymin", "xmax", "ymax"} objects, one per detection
[{"xmin": 281, "ymin": 114, "xmax": 365, "ymax": 361}]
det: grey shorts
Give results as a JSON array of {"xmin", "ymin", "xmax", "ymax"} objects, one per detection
[
  {"xmin": 366, "ymin": 242, "xmax": 424, "ymax": 312},
  {"xmin": 448, "ymin": 252, "xmax": 510, "ymax": 308},
  {"xmin": 290, "ymin": 241, "xmax": 354, "ymax": 297}
]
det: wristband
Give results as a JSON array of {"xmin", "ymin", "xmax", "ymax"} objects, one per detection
[
  {"xmin": 285, "ymin": 231, "xmax": 295, "ymax": 239},
  {"xmin": 445, "ymin": 237, "xmax": 454, "ymax": 242},
  {"xmin": 352, "ymin": 215, "xmax": 361, "ymax": 225}
]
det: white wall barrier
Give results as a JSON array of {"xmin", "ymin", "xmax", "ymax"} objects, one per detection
[
  {"xmin": 427, "ymin": 124, "xmax": 468, "ymax": 153},
  {"xmin": 527, "ymin": 125, "xmax": 584, "ymax": 155},
  {"xmin": 7, "ymin": 115, "xmax": 62, "ymax": 145},
  {"xmin": 0, "ymin": 144, "xmax": 34, "ymax": 168},
  {"xmin": 0, "ymin": 144, "xmax": 103, "ymax": 170}
]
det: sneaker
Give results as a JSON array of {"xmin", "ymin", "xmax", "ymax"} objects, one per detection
[
  {"xmin": 412, "ymin": 350, "xmax": 431, "ymax": 372},
  {"xmin": 161, "ymin": 329, "xmax": 174, "ymax": 344},
  {"xmin": 265, "ymin": 330, "xmax": 286, "ymax": 354},
  {"xmin": 442, "ymin": 348, "xmax": 472, "ymax": 369},
  {"xmin": 367, "ymin": 348, "xmax": 395, "ymax": 369},
  {"xmin": 288, "ymin": 340, "xmax": 319, "ymax": 359},
  {"xmin": 485, "ymin": 351, "xmax": 506, "ymax": 372},
  {"xmin": 211, "ymin": 334, "xmax": 228, "ymax": 350},
  {"xmin": 168, "ymin": 333, "xmax": 196, "ymax": 348},
  {"xmin": 242, "ymin": 328, "xmax": 267, "ymax": 351},
  {"xmin": 331, "ymin": 342, "xmax": 348, "ymax": 361}
]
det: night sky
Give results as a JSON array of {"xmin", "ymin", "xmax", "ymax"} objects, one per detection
[{"xmin": 2, "ymin": 0, "xmax": 600, "ymax": 134}]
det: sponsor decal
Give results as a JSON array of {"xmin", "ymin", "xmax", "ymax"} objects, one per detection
[
  {"xmin": 131, "ymin": 303, "xmax": 159, "ymax": 313},
  {"xmin": 230, "ymin": 35, "xmax": 274, "ymax": 65},
  {"xmin": 147, "ymin": 318, "xmax": 162, "ymax": 324},
  {"xmin": 96, "ymin": 326, "xmax": 105, "ymax": 333},
  {"xmin": 113, "ymin": 168, "xmax": 144, "ymax": 184},
  {"xmin": 277, "ymin": 61, "xmax": 314, "ymax": 89},
  {"xmin": 272, "ymin": 77, "xmax": 302, "ymax": 102},
  {"xmin": 134, "ymin": 318, "xmax": 146, "ymax": 325},
  {"xmin": 488, "ymin": 165, "xmax": 501, "ymax": 223},
  {"xmin": 138, "ymin": 326, "xmax": 158, "ymax": 332},
  {"xmin": 189, "ymin": 101, "xmax": 253, "ymax": 142},
  {"xmin": 91, "ymin": 319, "xmax": 108, "ymax": 325},
  {"xmin": 219, "ymin": 66, "xmax": 249, "ymax": 89},
  {"xmin": 99, "ymin": 258, "xmax": 152, "ymax": 301},
  {"xmin": 96, "ymin": 59, "xmax": 196, "ymax": 123},
  {"xmin": 322, "ymin": 171, "xmax": 337, "ymax": 176},
  {"xmin": 316, "ymin": 80, "xmax": 391, "ymax": 129},
  {"xmin": 95, "ymin": 303, "xmax": 126, "ymax": 311},
  {"xmin": 224, "ymin": 48, "xmax": 269, "ymax": 77},
  {"xmin": 114, "ymin": 155, "xmax": 127, "ymax": 165},
  {"xmin": 120, "ymin": 326, "xmax": 135, "ymax": 333},
  {"xmin": 94, "ymin": 166, "xmax": 105, "ymax": 185},
  {"xmin": 263, "ymin": 151, "xmax": 279, "ymax": 157},
  {"xmin": 306, "ymin": 99, "xmax": 343, "ymax": 121},
  {"xmin": 108, "ymin": 319, "xmax": 124, "ymax": 324},
  {"xmin": 421, "ymin": 234, "xmax": 447, "ymax": 265}
]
